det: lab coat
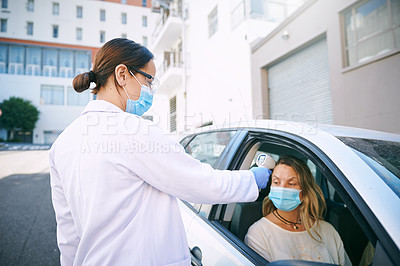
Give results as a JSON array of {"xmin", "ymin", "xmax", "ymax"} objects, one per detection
[{"xmin": 49, "ymin": 100, "xmax": 258, "ymax": 266}]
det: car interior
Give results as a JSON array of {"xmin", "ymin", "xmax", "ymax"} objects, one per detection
[{"xmin": 219, "ymin": 141, "xmax": 374, "ymax": 266}]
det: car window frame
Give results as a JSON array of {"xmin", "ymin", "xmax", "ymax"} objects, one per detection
[
  {"xmin": 182, "ymin": 129, "xmax": 245, "ymax": 170},
  {"xmin": 249, "ymin": 129, "xmax": 400, "ymax": 262},
  {"xmin": 180, "ymin": 127, "xmax": 400, "ymax": 265},
  {"xmin": 180, "ymin": 129, "xmax": 268, "ymax": 264},
  {"xmin": 180, "ymin": 129, "xmax": 248, "ymax": 218},
  {"xmin": 227, "ymin": 129, "xmax": 399, "ymax": 264}
]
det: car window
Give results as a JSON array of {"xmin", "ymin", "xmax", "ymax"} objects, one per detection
[
  {"xmin": 183, "ymin": 131, "xmax": 236, "ymax": 216},
  {"xmin": 337, "ymin": 137, "xmax": 400, "ymax": 197},
  {"xmin": 307, "ymin": 159, "xmax": 317, "ymax": 178},
  {"xmin": 185, "ymin": 131, "xmax": 236, "ymax": 168},
  {"xmin": 324, "ymin": 178, "xmax": 375, "ymax": 266},
  {"xmin": 179, "ymin": 134, "xmax": 194, "ymax": 148},
  {"xmin": 219, "ymin": 139, "xmax": 378, "ymax": 266}
]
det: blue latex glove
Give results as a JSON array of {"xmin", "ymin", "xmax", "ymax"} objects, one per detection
[{"xmin": 250, "ymin": 167, "xmax": 272, "ymax": 190}]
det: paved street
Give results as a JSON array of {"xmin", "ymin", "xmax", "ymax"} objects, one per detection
[{"xmin": 0, "ymin": 150, "xmax": 60, "ymax": 266}]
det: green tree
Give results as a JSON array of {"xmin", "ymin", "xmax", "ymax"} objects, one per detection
[{"xmin": 0, "ymin": 97, "xmax": 40, "ymax": 141}]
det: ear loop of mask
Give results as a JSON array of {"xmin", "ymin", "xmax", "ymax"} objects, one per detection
[
  {"xmin": 129, "ymin": 70, "xmax": 143, "ymax": 87},
  {"xmin": 122, "ymin": 70, "xmax": 143, "ymax": 101},
  {"xmin": 122, "ymin": 85, "xmax": 130, "ymax": 100}
]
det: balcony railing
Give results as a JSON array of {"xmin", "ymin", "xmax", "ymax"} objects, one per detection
[
  {"xmin": 152, "ymin": 9, "xmax": 182, "ymax": 42},
  {"xmin": 230, "ymin": 0, "xmax": 305, "ymax": 29},
  {"xmin": 157, "ymin": 51, "xmax": 183, "ymax": 78}
]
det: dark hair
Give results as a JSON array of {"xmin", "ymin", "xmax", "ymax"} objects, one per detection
[{"xmin": 73, "ymin": 38, "xmax": 154, "ymax": 94}]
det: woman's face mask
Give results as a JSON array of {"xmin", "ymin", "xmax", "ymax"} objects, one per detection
[
  {"xmin": 122, "ymin": 71, "xmax": 154, "ymax": 116},
  {"xmin": 268, "ymin": 187, "xmax": 302, "ymax": 211}
]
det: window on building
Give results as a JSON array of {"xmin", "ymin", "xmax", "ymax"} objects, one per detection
[
  {"xmin": 60, "ymin": 51, "xmax": 74, "ymax": 78},
  {"xmin": 27, "ymin": 22, "xmax": 33, "ymax": 35},
  {"xmin": 250, "ymin": 0, "xmax": 266, "ymax": 19},
  {"xmin": 8, "ymin": 46, "xmax": 25, "ymax": 75},
  {"xmin": 52, "ymin": 25, "xmax": 58, "ymax": 38},
  {"xmin": 142, "ymin": 0, "xmax": 146, "ymax": 7},
  {"xmin": 170, "ymin": 96, "xmax": 177, "ymax": 132},
  {"xmin": 0, "ymin": 44, "xmax": 91, "ymax": 77},
  {"xmin": 208, "ymin": 6, "xmax": 218, "ymax": 38},
  {"xmin": 121, "ymin": 0, "xmax": 127, "ymax": 4},
  {"xmin": 266, "ymin": 1, "xmax": 286, "ymax": 22},
  {"xmin": 100, "ymin": 31, "xmax": 105, "ymax": 43},
  {"xmin": 121, "ymin": 12, "xmax": 127, "ymax": 24},
  {"xmin": 1, "ymin": 0, "xmax": 7, "ymax": 9},
  {"xmin": 142, "ymin": 36, "xmax": 148, "ymax": 47},
  {"xmin": 342, "ymin": 0, "xmax": 400, "ymax": 67},
  {"xmin": 76, "ymin": 6, "xmax": 82, "ymax": 18},
  {"xmin": 27, "ymin": 0, "xmax": 34, "ymax": 12},
  {"xmin": 67, "ymin": 86, "xmax": 90, "ymax": 106},
  {"xmin": 121, "ymin": 33, "xmax": 127, "ymax": 38},
  {"xmin": 52, "ymin": 2, "xmax": 59, "ymax": 15},
  {"xmin": 75, "ymin": 51, "xmax": 90, "ymax": 76},
  {"xmin": 76, "ymin": 27, "xmax": 82, "ymax": 41},
  {"xmin": 26, "ymin": 47, "xmax": 41, "ymax": 75},
  {"xmin": 40, "ymin": 85, "xmax": 64, "ymax": 105},
  {"xmin": 100, "ymin": 9, "xmax": 105, "ymax": 21},
  {"xmin": 0, "ymin": 18, "xmax": 6, "ymax": 32},
  {"xmin": 0, "ymin": 45, "xmax": 7, "ymax": 73},
  {"xmin": 43, "ymin": 49, "xmax": 58, "ymax": 77},
  {"xmin": 43, "ymin": 130, "xmax": 62, "ymax": 144},
  {"xmin": 142, "ymin": 15, "xmax": 147, "ymax": 27}
]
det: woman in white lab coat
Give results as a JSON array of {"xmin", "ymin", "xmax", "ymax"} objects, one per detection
[{"xmin": 49, "ymin": 38, "xmax": 270, "ymax": 266}]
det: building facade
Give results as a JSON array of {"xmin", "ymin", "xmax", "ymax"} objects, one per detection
[
  {"xmin": 149, "ymin": 0, "xmax": 305, "ymax": 134},
  {"xmin": 251, "ymin": 0, "xmax": 400, "ymax": 134},
  {"xmin": 0, "ymin": 0, "xmax": 156, "ymax": 143}
]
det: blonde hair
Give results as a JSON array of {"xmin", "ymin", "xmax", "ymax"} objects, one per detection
[{"xmin": 262, "ymin": 156, "xmax": 326, "ymax": 242}]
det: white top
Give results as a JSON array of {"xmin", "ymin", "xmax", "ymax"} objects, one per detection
[
  {"xmin": 49, "ymin": 100, "xmax": 259, "ymax": 266},
  {"xmin": 244, "ymin": 217, "xmax": 352, "ymax": 266}
]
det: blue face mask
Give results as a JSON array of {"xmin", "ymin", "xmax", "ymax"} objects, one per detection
[
  {"xmin": 268, "ymin": 187, "xmax": 302, "ymax": 211},
  {"xmin": 123, "ymin": 72, "xmax": 154, "ymax": 116}
]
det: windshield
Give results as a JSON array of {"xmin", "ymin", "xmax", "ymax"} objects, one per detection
[{"xmin": 337, "ymin": 137, "xmax": 400, "ymax": 197}]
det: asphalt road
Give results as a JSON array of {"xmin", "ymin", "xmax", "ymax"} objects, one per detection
[{"xmin": 0, "ymin": 150, "xmax": 60, "ymax": 266}]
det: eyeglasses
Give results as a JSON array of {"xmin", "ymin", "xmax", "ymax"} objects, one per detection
[{"xmin": 128, "ymin": 66, "xmax": 160, "ymax": 92}]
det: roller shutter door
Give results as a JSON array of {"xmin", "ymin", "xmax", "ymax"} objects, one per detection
[{"xmin": 267, "ymin": 37, "xmax": 333, "ymax": 124}]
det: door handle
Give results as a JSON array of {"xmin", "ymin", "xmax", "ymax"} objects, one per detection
[{"xmin": 190, "ymin": 246, "xmax": 202, "ymax": 266}]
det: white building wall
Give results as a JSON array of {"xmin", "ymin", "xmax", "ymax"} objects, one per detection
[
  {"xmin": 186, "ymin": 0, "xmax": 251, "ymax": 127},
  {"xmin": 0, "ymin": 0, "xmax": 157, "ymax": 143},
  {"xmin": 0, "ymin": 74, "xmax": 86, "ymax": 144},
  {"xmin": 250, "ymin": 0, "xmax": 400, "ymax": 134},
  {"xmin": 150, "ymin": 0, "xmax": 305, "ymax": 134},
  {"xmin": 1, "ymin": 0, "xmax": 155, "ymax": 47}
]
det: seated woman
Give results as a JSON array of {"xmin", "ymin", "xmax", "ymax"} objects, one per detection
[{"xmin": 245, "ymin": 156, "xmax": 352, "ymax": 266}]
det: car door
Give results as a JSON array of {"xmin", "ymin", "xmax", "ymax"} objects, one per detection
[
  {"xmin": 179, "ymin": 129, "xmax": 263, "ymax": 265},
  {"xmin": 211, "ymin": 128, "xmax": 399, "ymax": 266},
  {"xmin": 180, "ymin": 129, "xmax": 339, "ymax": 265}
]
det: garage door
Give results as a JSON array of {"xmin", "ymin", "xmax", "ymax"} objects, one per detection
[{"xmin": 267, "ymin": 37, "xmax": 333, "ymax": 124}]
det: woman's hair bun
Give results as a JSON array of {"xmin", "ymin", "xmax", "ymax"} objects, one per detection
[
  {"xmin": 73, "ymin": 71, "xmax": 94, "ymax": 93},
  {"xmin": 88, "ymin": 70, "xmax": 97, "ymax": 83}
]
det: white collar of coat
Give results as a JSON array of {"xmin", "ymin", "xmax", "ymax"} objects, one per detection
[{"xmin": 81, "ymin": 100, "xmax": 124, "ymax": 115}]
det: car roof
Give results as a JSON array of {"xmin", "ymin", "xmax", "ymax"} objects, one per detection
[{"xmin": 187, "ymin": 120, "xmax": 400, "ymax": 142}]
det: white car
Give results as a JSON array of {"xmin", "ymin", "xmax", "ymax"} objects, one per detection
[{"xmin": 177, "ymin": 120, "xmax": 400, "ymax": 266}]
